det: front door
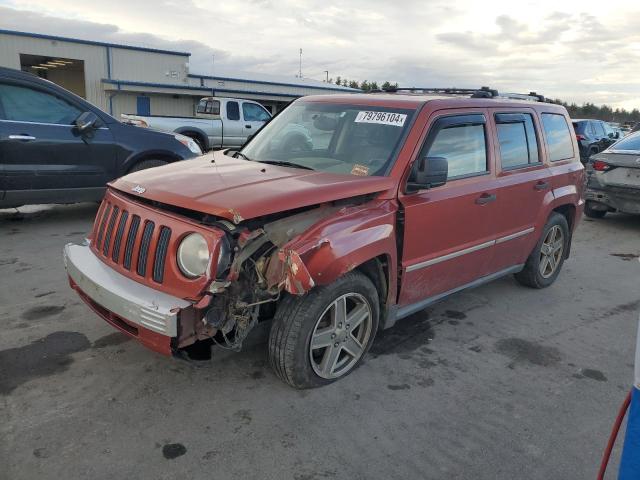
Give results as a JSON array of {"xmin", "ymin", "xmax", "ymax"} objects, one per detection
[
  {"xmin": 398, "ymin": 110, "xmax": 497, "ymax": 306},
  {"xmin": 223, "ymin": 100, "xmax": 244, "ymax": 147},
  {"xmin": 242, "ymin": 101, "xmax": 271, "ymax": 140},
  {"xmin": 0, "ymin": 82, "xmax": 115, "ymax": 204}
]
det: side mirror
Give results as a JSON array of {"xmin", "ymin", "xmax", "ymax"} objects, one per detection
[
  {"xmin": 75, "ymin": 111, "xmax": 99, "ymax": 133},
  {"xmin": 407, "ymin": 156, "xmax": 448, "ymax": 193}
]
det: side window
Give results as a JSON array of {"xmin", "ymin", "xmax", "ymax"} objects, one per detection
[
  {"xmin": 541, "ymin": 113, "xmax": 574, "ymax": 161},
  {"xmin": 495, "ymin": 113, "xmax": 539, "ymax": 169},
  {"xmin": 196, "ymin": 99, "xmax": 220, "ymax": 115},
  {"xmin": 242, "ymin": 103, "xmax": 270, "ymax": 122},
  {"xmin": 206, "ymin": 100, "xmax": 220, "ymax": 115},
  {"xmin": 226, "ymin": 101, "xmax": 240, "ymax": 121},
  {"xmin": 196, "ymin": 99, "xmax": 208, "ymax": 114},
  {"xmin": 0, "ymin": 83, "xmax": 82, "ymax": 125},
  {"xmin": 586, "ymin": 122, "xmax": 595, "ymax": 136},
  {"xmin": 594, "ymin": 121, "xmax": 606, "ymax": 137},
  {"xmin": 426, "ymin": 116, "xmax": 487, "ymax": 178},
  {"xmin": 603, "ymin": 122, "xmax": 614, "ymax": 137}
]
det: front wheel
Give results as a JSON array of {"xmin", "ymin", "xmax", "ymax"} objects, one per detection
[
  {"xmin": 515, "ymin": 212, "xmax": 569, "ymax": 289},
  {"xmin": 268, "ymin": 271, "xmax": 379, "ymax": 388},
  {"xmin": 128, "ymin": 159, "xmax": 168, "ymax": 173}
]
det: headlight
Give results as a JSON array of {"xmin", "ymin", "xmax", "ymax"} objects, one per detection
[
  {"xmin": 174, "ymin": 134, "xmax": 202, "ymax": 155},
  {"xmin": 177, "ymin": 233, "xmax": 210, "ymax": 278}
]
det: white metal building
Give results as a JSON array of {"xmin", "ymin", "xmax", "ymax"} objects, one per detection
[{"xmin": 0, "ymin": 29, "xmax": 355, "ymax": 117}]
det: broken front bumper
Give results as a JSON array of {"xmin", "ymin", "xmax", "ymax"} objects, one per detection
[{"xmin": 63, "ymin": 243, "xmax": 191, "ymax": 355}]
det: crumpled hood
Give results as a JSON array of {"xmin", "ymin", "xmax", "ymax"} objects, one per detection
[{"xmin": 110, "ymin": 151, "xmax": 395, "ymax": 223}]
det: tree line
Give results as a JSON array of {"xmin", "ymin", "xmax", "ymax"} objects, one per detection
[
  {"xmin": 331, "ymin": 77, "xmax": 398, "ymax": 92},
  {"xmin": 546, "ymin": 99, "xmax": 640, "ymax": 125},
  {"xmin": 329, "ymin": 78, "xmax": 639, "ymax": 125}
]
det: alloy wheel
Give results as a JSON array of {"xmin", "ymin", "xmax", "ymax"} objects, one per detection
[
  {"xmin": 539, "ymin": 225, "xmax": 564, "ymax": 279},
  {"xmin": 309, "ymin": 293, "xmax": 373, "ymax": 379}
]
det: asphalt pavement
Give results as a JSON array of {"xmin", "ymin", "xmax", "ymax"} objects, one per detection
[{"xmin": 0, "ymin": 203, "xmax": 639, "ymax": 480}]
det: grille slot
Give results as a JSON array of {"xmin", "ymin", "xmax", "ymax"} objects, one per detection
[
  {"xmin": 123, "ymin": 215, "xmax": 141, "ymax": 270},
  {"xmin": 137, "ymin": 221, "xmax": 155, "ymax": 277},
  {"xmin": 111, "ymin": 211, "xmax": 129, "ymax": 262},
  {"xmin": 95, "ymin": 203, "xmax": 112, "ymax": 250},
  {"xmin": 152, "ymin": 227, "xmax": 172, "ymax": 283},
  {"xmin": 102, "ymin": 206, "xmax": 120, "ymax": 256}
]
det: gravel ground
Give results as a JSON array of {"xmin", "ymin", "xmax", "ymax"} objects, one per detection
[{"xmin": 0, "ymin": 204, "xmax": 638, "ymax": 480}]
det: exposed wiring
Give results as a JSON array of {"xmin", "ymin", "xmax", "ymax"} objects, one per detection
[{"xmin": 598, "ymin": 390, "xmax": 632, "ymax": 480}]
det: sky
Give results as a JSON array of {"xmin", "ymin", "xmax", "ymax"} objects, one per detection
[{"xmin": 1, "ymin": 0, "xmax": 639, "ymax": 109}]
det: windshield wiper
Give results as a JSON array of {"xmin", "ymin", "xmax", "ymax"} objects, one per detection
[
  {"xmin": 256, "ymin": 160, "xmax": 314, "ymax": 170},
  {"xmin": 233, "ymin": 151, "xmax": 252, "ymax": 161}
]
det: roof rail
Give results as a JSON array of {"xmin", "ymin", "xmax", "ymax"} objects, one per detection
[{"xmin": 373, "ymin": 86, "xmax": 546, "ymax": 102}]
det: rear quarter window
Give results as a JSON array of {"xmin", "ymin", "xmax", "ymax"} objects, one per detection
[{"xmin": 541, "ymin": 113, "xmax": 575, "ymax": 161}]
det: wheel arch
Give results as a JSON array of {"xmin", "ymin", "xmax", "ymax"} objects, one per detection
[
  {"xmin": 550, "ymin": 203, "xmax": 575, "ymax": 258},
  {"xmin": 174, "ymin": 127, "xmax": 209, "ymax": 150},
  {"xmin": 121, "ymin": 150, "xmax": 183, "ymax": 175}
]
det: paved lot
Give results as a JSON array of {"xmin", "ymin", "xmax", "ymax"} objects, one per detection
[{"xmin": 0, "ymin": 204, "xmax": 639, "ymax": 480}]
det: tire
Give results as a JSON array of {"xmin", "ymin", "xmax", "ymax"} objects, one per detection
[
  {"xmin": 584, "ymin": 201, "xmax": 607, "ymax": 219},
  {"xmin": 185, "ymin": 133, "xmax": 206, "ymax": 153},
  {"xmin": 128, "ymin": 159, "xmax": 168, "ymax": 173},
  {"xmin": 268, "ymin": 271, "xmax": 379, "ymax": 389},
  {"xmin": 515, "ymin": 212, "xmax": 570, "ymax": 289}
]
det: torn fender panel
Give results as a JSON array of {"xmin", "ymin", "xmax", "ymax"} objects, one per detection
[
  {"xmin": 263, "ymin": 249, "xmax": 315, "ymax": 295},
  {"xmin": 264, "ymin": 200, "xmax": 399, "ymax": 303}
]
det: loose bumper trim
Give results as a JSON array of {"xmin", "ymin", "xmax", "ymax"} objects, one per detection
[{"xmin": 64, "ymin": 243, "xmax": 191, "ymax": 338}]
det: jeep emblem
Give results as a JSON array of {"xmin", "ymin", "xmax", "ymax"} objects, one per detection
[{"xmin": 132, "ymin": 185, "xmax": 146, "ymax": 194}]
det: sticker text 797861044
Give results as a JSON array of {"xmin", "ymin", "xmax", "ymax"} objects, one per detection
[{"xmin": 355, "ymin": 111, "xmax": 407, "ymax": 127}]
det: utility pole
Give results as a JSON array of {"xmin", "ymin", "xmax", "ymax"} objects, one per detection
[
  {"xmin": 299, "ymin": 48, "xmax": 302, "ymax": 78},
  {"xmin": 211, "ymin": 54, "xmax": 215, "ymax": 98}
]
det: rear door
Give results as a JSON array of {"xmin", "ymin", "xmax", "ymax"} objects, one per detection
[
  {"xmin": 242, "ymin": 101, "xmax": 271, "ymax": 138},
  {"xmin": 398, "ymin": 109, "xmax": 497, "ymax": 306},
  {"xmin": 222, "ymin": 100, "xmax": 244, "ymax": 147},
  {"xmin": 0, "ymin": 81, "xmax": 115, "ymax": 203},
  {"xmin": 487, "ymin": 109, "xmax": 553, "ymax": 271}
]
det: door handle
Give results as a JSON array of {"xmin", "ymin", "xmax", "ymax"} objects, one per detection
[
  {"xmin": 534, "ymin": 181, "xmax": 550, "ymax": 191},
  {"xmin": 245, "ymin": 124, "xmax": 252, "ymax": 129},
  {"xmin": 9, "ymin": 134, "xmax": 36, "ymax": 141},
  {"xmin": 475, "ymin": 193, "xmax": 496, "ymax": 205}
]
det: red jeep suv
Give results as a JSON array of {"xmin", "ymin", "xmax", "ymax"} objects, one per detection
[{"xmin": 64, "ymin": 87, "xmax": 585, "ymax": 388}]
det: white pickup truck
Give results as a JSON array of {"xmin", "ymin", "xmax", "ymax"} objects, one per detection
[{"xmin": 122, "ymin": 97, "xmax": 271, "ymax": 151}]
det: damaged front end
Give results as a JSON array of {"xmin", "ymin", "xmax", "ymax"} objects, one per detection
[{"xmin": 177, "ymin": 204, "xmax": 343, "ymax": 353}]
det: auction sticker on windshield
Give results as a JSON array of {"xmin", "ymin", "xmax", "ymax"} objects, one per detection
[{"xmin": 355, "ymin": 111, "xmax": 407, "ymax": 127}]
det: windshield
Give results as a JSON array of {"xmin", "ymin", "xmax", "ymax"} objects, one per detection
[
  {"xmin": 240, "ymin": 101, "xmax": 415, "ymax": 176},
  {"xmin": 610, "ymin": 132, "xmax": 640, "ymax": 152}
]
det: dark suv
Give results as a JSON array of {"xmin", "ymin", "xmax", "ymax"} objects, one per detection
[
  {"xmin": 572, "ymin": 119, "xmax": 619, "ymax": 162},
  {"xmin": 0, "ymin": 67, "xmax": 201, "ymax": 209}
]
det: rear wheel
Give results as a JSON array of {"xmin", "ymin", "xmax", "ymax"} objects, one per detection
[
  {"xmin": 268, "ymin": 271, "xmax": 379, "ymax": 388},
  {"xmin": 584, "ymin": 201, "xmax": 607, "ymax": 219},
  {"xmin": 515, "ymin": 212, "xmax": 569, "ymax": 289},
  {"xmin": 129, "ymin": 159, "xmax": 168, "ymax": 173}
]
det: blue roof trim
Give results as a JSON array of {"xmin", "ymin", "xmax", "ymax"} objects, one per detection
[
  {"xmin": 102, "ymin": 79, "xmax": 302, "ymax": 98},
  {"xmin": 188, "ymin": 74, "xmax": 357, "ymax": 93},
  {"xmin": 0, "ymin": 29, "xmax": 191, "ymax": 56}
]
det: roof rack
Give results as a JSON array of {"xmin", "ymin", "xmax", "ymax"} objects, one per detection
[{"xmin": 370, "ymin": 86, "xmax": 546, "ymax": 102}]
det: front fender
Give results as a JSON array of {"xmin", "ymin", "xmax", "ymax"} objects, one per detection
[{"xmin": 278, "ymin": 199, "xmax": 398, "ymax": 306}]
